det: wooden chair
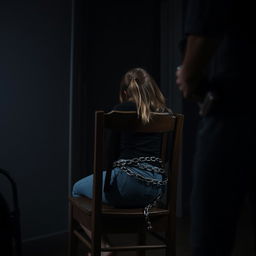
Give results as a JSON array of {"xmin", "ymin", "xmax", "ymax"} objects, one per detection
[{"xmin": 68, "ymin": 110, "xmax": 184, "ymax": 256}]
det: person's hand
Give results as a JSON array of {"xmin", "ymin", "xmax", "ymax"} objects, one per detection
[
  {"xmin": 176, "ymin": 66, "xmax": 203, "ymax": 101},
  {"xmin": 176, "ymin": 66, "xmax": 189, "ymax": 98}
]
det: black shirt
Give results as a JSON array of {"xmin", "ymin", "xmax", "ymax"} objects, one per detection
[
  {"xmin": 104, "ymin": 101, "xmax": 162, "ymax": 168},
  {"xmin": 184, "ymin": 0, "xmax": 255, "ymax": 99}
]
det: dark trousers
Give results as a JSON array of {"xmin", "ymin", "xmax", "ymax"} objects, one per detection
[{"xmin": 191, "ymin": 112, "xmax": 256, "ymax": 256}]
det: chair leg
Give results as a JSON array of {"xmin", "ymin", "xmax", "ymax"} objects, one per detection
[
  {"xmin": 68, "ymin": 205, "xmax": 78, "ymax": 256},
  {"xmin": 136, "ymin": 230, "xmax": 146, "ymax": 256},
  {"xmin": 69, "ymin": 225, "xmax": 78, "ymax": 256},
  {"xmin": 91, "ymin": 230, "xmax": 101, "ymax": 256},
  {"xmin": 165, "ymin": 232, "xmax": 176, "ymax": 256},
  {"xmin": 166, "ymin": 213, "xmax": 176, "ymax": 256}
]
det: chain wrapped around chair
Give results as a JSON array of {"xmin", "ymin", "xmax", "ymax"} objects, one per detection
[{"xmin": 113, "ymin": 156, "xmax": 167, "ymax": 230}]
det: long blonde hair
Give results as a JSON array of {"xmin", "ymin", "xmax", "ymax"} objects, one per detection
[{"xmin": 119, "ymin": 68, "xmax": 170, "ymax": 123}]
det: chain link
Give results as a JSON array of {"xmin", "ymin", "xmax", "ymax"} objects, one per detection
[
  {"xmin": 143, "ymin": 195, "xmax": 161, "ymax": 230},
  {"xmin": 113, "ymin": 157, "xmax": 168, "ymax": 186},
  {"xmin": 113, "ymin": 157, "xmax": 168, "ymax": 230}
]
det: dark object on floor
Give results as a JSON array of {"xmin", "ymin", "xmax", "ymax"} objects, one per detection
[{"xmin": 0, "ymin": 168, "xmax": 22, "ymax": 256}]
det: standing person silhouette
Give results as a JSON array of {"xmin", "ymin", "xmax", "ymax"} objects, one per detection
[{"xmin": 176, "ymin": 0, "xmax": 256, "ymax": 255}]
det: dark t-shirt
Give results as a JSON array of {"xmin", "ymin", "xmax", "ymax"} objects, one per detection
[
  {"xmin": 104, "ymin": 101, "xmax": 162, "ymax": 168},
  {"xmin": 184, "ymin": 0, "xmax": 255, "ymax": 99}
]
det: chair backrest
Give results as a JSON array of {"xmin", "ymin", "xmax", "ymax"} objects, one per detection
[{"xmin": 91, "ymin": 110, "xmax": 184, "ymax": 217}]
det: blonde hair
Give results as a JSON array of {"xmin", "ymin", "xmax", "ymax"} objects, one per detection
[{"xmin": 119, "ymin": 68, "xmax": 171, "ymax": 123}]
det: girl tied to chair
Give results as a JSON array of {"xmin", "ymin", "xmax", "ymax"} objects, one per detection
[{"xmin": 72, "ymin": 67, "xmax": 173, "ymax": 255}]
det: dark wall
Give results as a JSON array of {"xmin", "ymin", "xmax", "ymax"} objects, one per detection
[
  {"xmin": 180, "ymin": 0, "xmax": 201, "ymax": 215},
  {"xmin": 182, "ymin": 101, "xmax": 200, "ymax": 214},
  {"xmin": 0, "ymin": 0, "xmax": 71, "ymax": 239}
]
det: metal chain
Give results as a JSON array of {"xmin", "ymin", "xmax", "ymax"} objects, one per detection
[
  {"xmin": 113, "ymin": 157, "xmax": 168, "ymax": 230},
  {"xmin": 113, "ymin": 157, "xmax": 168, "ymax": 186},
  {"xmin": 114, "ymin": 156, "xmax": 163, "ymax": 166},
  {"xmin": 143, "ymin": 194, "xmax": 161, "ymax": 230}
]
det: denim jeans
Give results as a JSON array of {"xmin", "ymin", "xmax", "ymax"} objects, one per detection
[{"xmin": 72, "ymin": 163, "xmax": 164, "ymax": 208}]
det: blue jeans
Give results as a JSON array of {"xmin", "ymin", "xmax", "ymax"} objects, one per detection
[{"xmin": 72, "ymin": 163, "xmax": 164, "ymax": 208}]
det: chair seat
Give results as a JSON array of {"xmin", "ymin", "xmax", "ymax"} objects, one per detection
[
  {"xmin": 69, "ymin": 196, "xmax": 170, "ymax": 233},
  {"xmin": 69, "ymin": 196, "xmax": 169, "ymax": 217}
]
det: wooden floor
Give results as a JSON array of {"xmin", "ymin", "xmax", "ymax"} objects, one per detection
[{"xmin": 23, "ymin": 203, "xmax": 255, "ymax": 256}]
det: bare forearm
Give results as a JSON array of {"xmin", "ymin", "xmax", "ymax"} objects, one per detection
[
  {"xmin": 182, "ymin": 35, "xmax": 219, "ymax": 84},
  {"xmin": 176, "ymin": 35, "xmax": 219, "ymax": 98}
]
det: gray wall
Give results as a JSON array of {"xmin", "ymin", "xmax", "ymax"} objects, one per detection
[{"xmin": 0, "ymin": 0, "xmax": 71, "ymax": 240}]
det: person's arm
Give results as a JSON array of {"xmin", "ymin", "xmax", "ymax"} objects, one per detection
[
  {"xmin": 176, "ymin": 35, "xmax": 219, "ymax": 99},
  {"xmin": 177, "ymin": 0, "xmax": 232, "ymax": 99}
]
